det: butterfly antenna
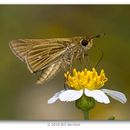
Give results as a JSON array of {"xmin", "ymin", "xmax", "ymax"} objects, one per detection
[{"xmin": 91, "ymin": 33, "xmax": 106, "ymax": 39}]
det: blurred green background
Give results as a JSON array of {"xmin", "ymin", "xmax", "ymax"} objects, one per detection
[{"xmin": 0, "ymin": 5, "xmax": 130, "ymax": 120}]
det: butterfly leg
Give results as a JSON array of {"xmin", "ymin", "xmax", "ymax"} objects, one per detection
[
  {"xmin": 76, "ymin": 50, "xmax": 88, "ymax": 69},
  {"xmin": 62, "ymin": 59, "xmax": 73, "ymax": 90},
  {"xmin": 84, "ymin": 53, "xmax": 92, "ymax": 68},
  {"xmin": 62, "ymin": 61, "xmax": 69, "ymax": 90},
  {"xmin": 94, "ymin": 49, "xmax": 104, "ymax": 68},
  {"xmin": 77, "ymin": 52, "xmax": 88, "ymax": 69},
  {"xmin": 69, "ymin": 52, "xmax": 75, "ymax": 74},
  {"xmin": 63, "ymin": 67, "xmax": 67, "ymax": 90},
  {"xmin": 64, "ymin": 80, "xmax": 67, "ymax": 90},
  {"xmin": 63, "ymin": 56, "xmax": 73, "ymax": 73}
]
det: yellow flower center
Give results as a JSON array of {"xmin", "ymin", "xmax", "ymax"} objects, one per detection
[{"xmin": 64, "ymin": 68, "xmax": 108, "ymax": 90}]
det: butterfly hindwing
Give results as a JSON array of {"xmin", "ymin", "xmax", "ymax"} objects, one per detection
[{"xmin": 36, "ymin": 60, "xmax": 62, "ymax": 85}]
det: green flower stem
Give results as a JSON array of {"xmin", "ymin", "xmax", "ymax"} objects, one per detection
[
  {"xmin": 75, "ymin": 94, "xmax": 95, "ymax": 120},
  {"xmin": 83, "ymin": 110, "xmax": 89, "ymax": 120}
]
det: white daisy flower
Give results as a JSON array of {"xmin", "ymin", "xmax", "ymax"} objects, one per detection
[{"xmin": 48, "ymin": 68, "xmax": 127, "ymax": 105}]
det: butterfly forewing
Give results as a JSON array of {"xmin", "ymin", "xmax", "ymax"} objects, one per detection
[
  {"xmin": 10, "ymin": 38, "xmax": 72, "ymax": 74},
  {"xmin": 9, "ymin": 39, "xmax": 34, "ymax": 62},
  {"xmin": 26, "ymin": 47, "xmax": 65, "ymax": 73},
  {"xmin": 25, "ymin": 38, "xmax": 71, "ymax": 73}
]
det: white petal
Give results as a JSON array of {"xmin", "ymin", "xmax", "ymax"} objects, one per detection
[
  {"xmin": 59, "ymin": 90, "xmax": 83, "ymax": 102},
  {"xmin": 101, "ymin": 89, "xmax": 127, "ymax": 104},
  {"xmin": 48, "ymin": 90, "xmax": 65, "ymax": 104},
  {"xmin": 84, "ymin": 89, "xmax": 110, "ymax": 104}
]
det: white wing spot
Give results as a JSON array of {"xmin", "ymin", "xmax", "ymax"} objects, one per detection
[{"xmin": 38, "ymin": 56, "xmax": 42, "ymax": 59}]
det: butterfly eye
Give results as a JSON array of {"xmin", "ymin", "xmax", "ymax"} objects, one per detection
[{"xmin": 81, "ymin": 39, "xmax": 88, "ymax": 47}]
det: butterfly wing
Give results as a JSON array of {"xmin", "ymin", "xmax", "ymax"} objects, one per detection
[
  {"xmin": 9, "ymin": 39, "xmax": 34, "ymax": 62},
  {"xmin": 9, "ymin": 38, "xmax": 71, "ymax": 73},
  {"xmin": 36, "ymin": 60, "xmax": 63, "ymax": 85}
]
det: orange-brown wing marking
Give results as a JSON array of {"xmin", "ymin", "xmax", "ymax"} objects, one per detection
[
  {"xmin": 9, "ymin": 39, "xmax": 33, "ymax": 62},
  {"xmin": 25, "ymin": 38, "xmax": 71, "ymax": 73},
  {"xmin": 36, "ymin": 60, "xmax": 62, "ymax": 85}
]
